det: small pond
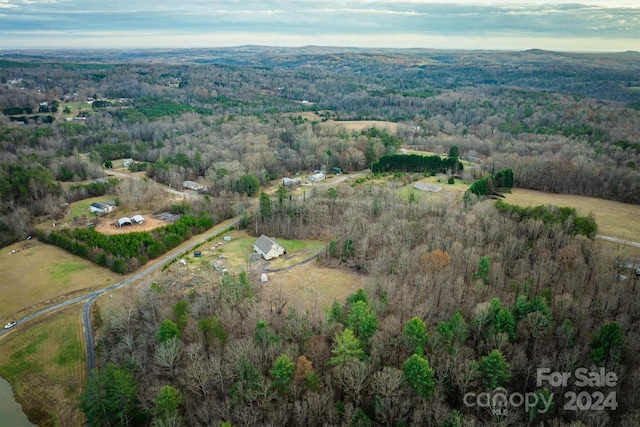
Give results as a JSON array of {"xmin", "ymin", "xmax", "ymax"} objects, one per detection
[{"xmin": 0, "ymin": 377, "xmax": 36, "ymax": 426}]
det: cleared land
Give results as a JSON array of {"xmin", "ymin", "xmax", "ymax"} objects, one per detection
[
  {"xmin": 154, "ymin": 229, "xmax": 362, "ymax": 312},
  {"xmin": 94, "ymin": 215, "xmax": 167, "ymax": 235},
  {"xmin": 0, "ymin": 305, "xmax": 85, "ymax": 427},
  {"xmin": 0, "ymin": 240, "xmax": 121, "ymax": 322},
  {"xmin": 502, "ymin": 188, "xmax": 640, "ymax": 241}
]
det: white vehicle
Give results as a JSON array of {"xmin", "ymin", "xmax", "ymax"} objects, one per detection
[{"xmin": 4, "ymin": 321, "xmax": 17, "ymax": 329}]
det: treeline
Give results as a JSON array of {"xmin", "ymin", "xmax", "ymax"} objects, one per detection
[
  {"xmin": 465, "ymin": 168, "xmax": 514, "ymax": 199},
  {"xmin": 495, "ymin": 200, "xmax": 597, "ymax": 238},
  {"xmin": 371, "ymin": 153, "xmax": 462, "ymax": 174},
  {"xmin": 34, "ymin": 214, "xmax": 214, "ymax": 273}
]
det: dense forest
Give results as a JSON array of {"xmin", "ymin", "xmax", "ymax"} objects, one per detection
[
  {"xmin": 85, "ymin": 182, "xmax": 639, "ymax": 426},
  {"xmin": 1, "ymin": 47, "xmax": 639, "ymax": 426},
  {"xmin": 1, "ymin": 47, "xmax": 639, "ymax": 247}
]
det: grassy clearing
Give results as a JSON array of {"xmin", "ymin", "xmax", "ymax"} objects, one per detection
[
  {"xmin": 177, "ymin": 230, "xmax": 326, "ymax": 274},
  {"xmin": 0, "ymin": 240, "xmax": 121, "ymax": 321},
  {"xmin": 502, "ymin": 188, "xmax": 640, "ymax": 241},
  {"xmin": 0, "ymin": 306, "xmax": 85, "ymax": 427},
  {"xmin": 260, "ymin": 260, "xmax": 366, "ymax": 313}
]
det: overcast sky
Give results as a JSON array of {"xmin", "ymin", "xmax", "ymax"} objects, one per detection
[{"xmin": 0, "ymin": 0, "xmax": 638, "ymax": 51}]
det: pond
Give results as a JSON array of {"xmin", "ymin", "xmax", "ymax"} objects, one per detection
[{"xmin": 0, "ymin": 377, "xmax": 36, "ymax": 426}]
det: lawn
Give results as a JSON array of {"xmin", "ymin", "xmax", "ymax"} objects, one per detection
[
  {"xmin": 176, "ymin": 230, "xmax": 326, "ymax": 274},
  {"xmin": 0, "ymin": 306, "xmax": 85, "ymax": 427}
]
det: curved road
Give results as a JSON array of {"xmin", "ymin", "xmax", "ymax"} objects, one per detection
[{"xmin": 1, "ymin": 219, "xmax": 238, "ymax": 373}]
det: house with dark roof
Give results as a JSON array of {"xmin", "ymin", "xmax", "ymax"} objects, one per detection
[
  {"xmin": 89, "ymin": 202, "xmax": 115, "ymax": 215},
  {"xmin": 253, "ymin": 235, "xmax": 286, "ymax": 260}
]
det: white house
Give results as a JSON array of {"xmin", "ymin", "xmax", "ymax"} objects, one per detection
[
  {"xmin": 183, "ymin": 180, "xmax": 204, "ymax": 191},
  {"xmin": 253, "ymin": 235, "xmax": 286, "ymax": 260},
  {"xmin": 89, "ymin": 202, "xmax": 115, "ymax": 215},
  {"xmin": 309, "ymin": 172, "xmax": 326, "ymax": 182}
]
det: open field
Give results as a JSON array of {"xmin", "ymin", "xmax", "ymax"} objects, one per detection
[
  {"xmin": 260, "ymin": 260, "xmax": 366, "ymax": 313},
  {"xmin": 0, "ymin": 305, "xmax": 85, "ymax": 427},
  {"xmin": 0, "ymin": 240, "xmax": 121, "ymax": 322},
  {"xmin": 503, "ymin": 188, "xmax": 640, "ymax": 241},
  {"xmin": 285, "ymin": 111, "xmax": 399, "ymax": 133}
]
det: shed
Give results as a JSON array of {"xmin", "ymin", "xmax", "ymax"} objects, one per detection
[
  {"xmin": 131, "ymin": 214, "xmax": 145, "ymax": 224},
  {"xmin": 117, "ymin": 217, "xmax": 132, "ymax": 227},
  {"xmin": 253, "ymin": 235, "xmax": 286, "ymax": 260},
  {"xmin": 260, "ymin": 273, "xmax": 269, "ymax": 282}
]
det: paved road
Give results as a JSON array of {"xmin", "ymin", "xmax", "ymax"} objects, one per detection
[{"xmin": 1, "ymin": 219, "xmax": 239, "ymax": 373}]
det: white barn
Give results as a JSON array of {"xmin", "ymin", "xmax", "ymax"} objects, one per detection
[{"xmin": 253, "ymin": 235, "xmax": 286, "ymax": 260}]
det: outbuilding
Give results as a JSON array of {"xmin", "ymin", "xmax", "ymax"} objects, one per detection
[
  {"xmin": 117, "ymin": 217, "xmax": 132, "ymax": 227},
  {"xmin": 131, "ymin": 214, "xmax": 145, "ymax": 224}
]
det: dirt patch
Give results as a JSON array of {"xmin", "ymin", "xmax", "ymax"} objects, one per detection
[{"xmin": 93, "ymin": 215, "xmax": 168, "ymax": 235}]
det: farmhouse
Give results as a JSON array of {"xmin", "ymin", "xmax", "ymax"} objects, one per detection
[
  {"xmin": 131, "ymin": 214, "xmax": 145, "ymax": 224},
  {"xmin": 253, "ymin": 235, "xmax": 286, "ymax": 260},
  {"xmin": 309, "ymin": 172, "xmax": 326, "ymax": 182},
  {"xmin": 89, "ymin": 202, "xmax": 115, "ymax": 215},
  {"xmin": 183, "ymin": 180, "xmax": 204, "ymax": 191},
  {"xmin": 117, "ymin": 217, "xmax": 132, "ymax": 227}
]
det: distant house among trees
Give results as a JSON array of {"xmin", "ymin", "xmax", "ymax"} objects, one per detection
[
  {"xmin": 282, "ymin": 177, "xmax": 302, "ymax": 187},
  {"xmin": 253, "ymin": 235, "xmax": 286, "ymax": 260},
  {"xmin": 122, "ymin": 158, "xmax": 133, "ymax": 168},
  {"xmin": 183, "ymin": 180, "xmax": 204, "ymax": 191},
  {"xmin": 89, "ymin": 202, "xmax": 116, "ymax": 215}
]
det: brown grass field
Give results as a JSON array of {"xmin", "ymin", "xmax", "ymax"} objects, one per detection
[
  {"xmin": 0, "ymin": 240, "xmax": 122, "ymax": 323},
  {"xmin": 0, "ymin": 305, "xmax": 85, "ymax": 427},
  {"xmin": 259, "ymin": 260, "xmax": 366, "ymax": 313},
  {"xmin": 502, "ymin": 188, "xmax": 640, "ymax": 241},
  {"xmin": 285, "ymin": 111, "xmax": 399, "ymax": 133}
]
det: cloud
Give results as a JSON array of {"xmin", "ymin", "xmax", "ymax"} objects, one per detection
[{"xmin": 0, "ymin": 1, "xmax": 638, "ymax": 50}]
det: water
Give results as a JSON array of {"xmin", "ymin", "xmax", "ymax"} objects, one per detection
[{"xmin": 0, "ymin": 377, "xmax": 36, "ymax": 427}]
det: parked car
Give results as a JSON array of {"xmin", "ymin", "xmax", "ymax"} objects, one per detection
[{"xmin": 4, "ymin": 321, "xmax": 17, "ymax": 329}]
